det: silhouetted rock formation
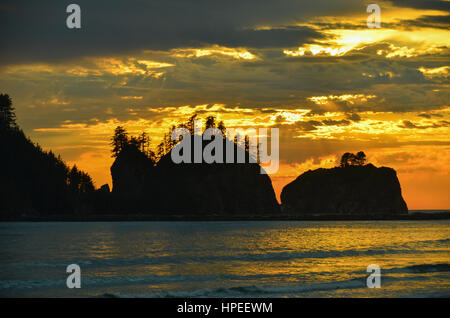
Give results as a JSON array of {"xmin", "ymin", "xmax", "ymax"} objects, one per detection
[
  {"xmin": 281, "ymin": 164, "xmax": 408, "ymax": 215},
  {"xmin": 154, "ymin": 139, "xmax": 279, "ymax": 216},
  {"xmin": 111, "ymin": 146, "xmax": 154, "ymax": 199},
  {"xmin": 110, "ymin": 138, "xmax": 280, "ymax": 216}
]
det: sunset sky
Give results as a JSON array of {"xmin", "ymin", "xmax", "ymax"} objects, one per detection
[{"xmin": 1, "ymin": 0, "xmax": 449, "ymax": 209}]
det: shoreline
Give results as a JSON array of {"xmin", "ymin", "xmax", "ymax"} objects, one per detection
[{"xmin": 1, "ymin": 212, "xmax": 449, "ymax": 222}]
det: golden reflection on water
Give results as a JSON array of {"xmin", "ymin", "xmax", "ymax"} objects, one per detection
[
  {"xmin": 2, "ymin": 221, "xmax": 448, "ymax": 297},
  {"xmin": 80, "ymin": 221, "xmax": 450, "ymax": 293}
]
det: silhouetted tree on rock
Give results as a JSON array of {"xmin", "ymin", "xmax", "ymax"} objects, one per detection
[
  {"xmin": 111, "ymin": 126, "xmax": 129, "ymax": 157},
  {"xmin": 340, "ymin": 151, "xmax": 367, "ymax": 168}
]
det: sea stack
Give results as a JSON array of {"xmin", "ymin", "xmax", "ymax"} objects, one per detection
[
  {"xmin": 110, "ymin": 138, "xmax": 280, "ymax": 217},
  {"xmin": 152, "ymin": 139, "xmax": 280, "ymax": 216},
  {"xmin": 281, "ymin": 164, "xmax": 408, "ymax": 216}
]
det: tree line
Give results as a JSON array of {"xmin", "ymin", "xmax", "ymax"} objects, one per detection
[
  {"xmin": 0, "ymin": 93, "xmax": 95, "ymax": 216},
  {"xmin": 110, "ymin": 114, "xmax": 229, "ymax": 162}
]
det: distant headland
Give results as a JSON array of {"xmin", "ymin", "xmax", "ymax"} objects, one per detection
[{"xmin": 1, "ymin": 93, "xmax": 448, "ymax": 221}]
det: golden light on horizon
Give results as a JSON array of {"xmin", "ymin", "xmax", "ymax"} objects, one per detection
[{"xmin": 28, "ymin": 99, "xmax": 450, "ymax": 210}]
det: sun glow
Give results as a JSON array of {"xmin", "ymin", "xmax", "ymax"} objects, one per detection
[
  {"xmin": 284, "ymin": 26, "xmax": 450, "ymax": 58},
  {"xmin": 172, "ymin": 45, "xmax": 257, "ymax": 60}
]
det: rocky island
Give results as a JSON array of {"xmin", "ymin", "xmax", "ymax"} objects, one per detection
[
  {"xmin": 281, "ymin": 152, "xmax": 409, "ymax": 217},
  {"xmin": 110, "ymin": 124, "xmax": 280, "ymax": 218}
]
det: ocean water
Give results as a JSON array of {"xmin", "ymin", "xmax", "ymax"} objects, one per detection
[{"xmin": 0, "ymin": 221, "xmax": 449, "ymax": 298}]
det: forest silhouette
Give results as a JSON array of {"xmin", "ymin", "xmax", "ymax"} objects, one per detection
[{"xmin": 0, "ymin": 94, "xmax": 95, "ymax": 216}]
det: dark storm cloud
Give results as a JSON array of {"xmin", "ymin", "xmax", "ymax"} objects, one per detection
[
  {"xmin": 0, "ymin": 0, "xmax": 364, "ymax": 65},
  {"xmin": 389, "ymin": 0, "xmax": 450, "ymax": 11},
  {"xmin": 1, "ymin": 0, "xmax": 448, "ymax": 120},
  {"xmin": 215, "ymin": 27, "xmax": 327, "ymax": 48}
]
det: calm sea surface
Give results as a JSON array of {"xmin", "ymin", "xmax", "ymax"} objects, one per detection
[{"xmin": 0, "ymin": 221, "xmax": 449, "ymax": 297}]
